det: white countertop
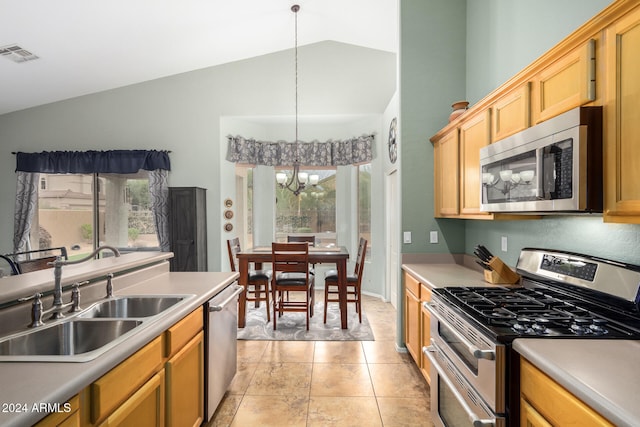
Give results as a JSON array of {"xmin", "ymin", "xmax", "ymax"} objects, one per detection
[
  {"xmin": 0, "ymin": 258, "xmax": 238, "ymax": 427},
  {"xmin": 514, "ymin": 339, "xmax": 640, "ymax": 427},
  {"xmin": 402, "ymin": 262, "xmax": 496, "ymax": 289}
]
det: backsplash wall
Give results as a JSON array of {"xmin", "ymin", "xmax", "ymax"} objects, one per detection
[{"xmin": 465, "ymin": 217, "xmax": 640, "ymax": 267}]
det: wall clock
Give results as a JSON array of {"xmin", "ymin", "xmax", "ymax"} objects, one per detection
[{"xmin": 388, "ymin": 117, "xmax": 397, "ymax": 164}]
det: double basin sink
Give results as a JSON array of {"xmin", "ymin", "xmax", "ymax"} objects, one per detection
[{"xmin": 0, "ymin": 295, "xmax": 194, "ymax": 362}]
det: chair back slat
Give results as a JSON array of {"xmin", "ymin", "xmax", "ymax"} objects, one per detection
[
  {"xmin": 226, "ymin": 238, "xmax": 241, "ymax": 272},
  {"xmin": 354, "ymin": 238, "xmax": 368, "ymax": 280},
  {"xmin": 272, "ymin": 242, "xmax": 310, "ymax": 274},
  {"xmin": 6, "ymin": 247, "xmax": 68, "ymax": 274}
]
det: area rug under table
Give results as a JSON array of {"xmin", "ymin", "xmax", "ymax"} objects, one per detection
[{"xmin": 237, "ymin": 300, "xmax": 375, "ymax": 341}]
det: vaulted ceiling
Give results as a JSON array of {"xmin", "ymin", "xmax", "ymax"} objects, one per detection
[{"xmin": 0, "ymin": 0, "xmax": 398, "ymax": 115}]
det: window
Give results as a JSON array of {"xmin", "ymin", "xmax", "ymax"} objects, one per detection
[
  {"xmin": 358, "ymin": 164, "xmax": 371, "ymax": 260},
  {"xmin": 33, "ymin": 172, "xmax": 158, "ymax": 258},
  {"xmin": 275, "ymin": 168, "xmax": 337, "ymax": 247}
]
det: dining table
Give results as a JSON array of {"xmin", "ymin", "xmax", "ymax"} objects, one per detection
[{"xmin": 236, "ymin": 245, "xmax": 350, "ymax": 329}]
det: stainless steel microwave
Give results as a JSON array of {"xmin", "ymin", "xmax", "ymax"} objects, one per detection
[{"xmin": 479, "ymin": 106, "xmax": 602, "ymax": 213}]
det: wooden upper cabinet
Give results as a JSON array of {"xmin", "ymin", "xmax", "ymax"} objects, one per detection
[
  {"xmin": 491, "ymin": 83, "xmax": 530, "ymax": 142},
  {"xmin": 433, "ymin": 129, "xmax": 459, "ymax": 217},
  {"xmin": 531, "ymin": 39, "xmax": 596, "ymax": 124},
  {"xmin": 459, "ymin": 110, "xmax": 491, "ymax": 216},
  {"xmin": 604, "ymin": 5, "xmax": 640, "ymax": 223}
]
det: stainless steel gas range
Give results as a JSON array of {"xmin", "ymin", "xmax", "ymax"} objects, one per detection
[{"xmin": 423, "ymin": 248, "xmax": 640, "ymax": 427}]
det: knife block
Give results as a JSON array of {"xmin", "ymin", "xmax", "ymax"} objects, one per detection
[{"xmin": 484, "ymin": 257, "xmax": 520, "ymax": 284}]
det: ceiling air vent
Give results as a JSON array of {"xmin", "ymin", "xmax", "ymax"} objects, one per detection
[{"xmin": 0, "ymin": 44, "xmax": 39, "ymax": 63}]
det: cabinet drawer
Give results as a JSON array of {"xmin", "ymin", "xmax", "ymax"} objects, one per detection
[
  {"xmin": 420, "ymin": 283, "xmax": 431, "ymax": 302},
  {"xmin": 520, "ymin": 357, "xmax": 613, "ymax": 426},
  {"xmin": 404, "ymin": 273, "xmax": 420, "ymax": 297},
  {"xmin": 165, "ymin": 306, "xmax": 203, "ymax": 357},
  {"xmin": 91, "ymin": 336, "xmax": 163, "ymax": 423}
]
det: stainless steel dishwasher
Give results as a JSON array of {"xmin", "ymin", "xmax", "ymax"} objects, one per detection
[{"xmin": 204, "ymin": 282, "xmax": 244, "ymax": 421}]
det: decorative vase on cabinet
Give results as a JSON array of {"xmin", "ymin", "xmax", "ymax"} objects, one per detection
[
  {"xmin": 449, "ymin": 100, "xmax": 469, "ymax": 122},
  {"xmin": 169, "ymin": 187, "xmax": 208, "ymax": 272}
]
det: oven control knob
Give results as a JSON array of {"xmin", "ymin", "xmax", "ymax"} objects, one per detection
[
  {"xmin": 532, "ymin": 318, "xmax": 550, "ymax": 334},
  {"xmin": 513, "ymin": 317, "xmax": 534, "ymax": 334},
  {"xmin": 590, "ymin": 318, "xmax": 608, "ymax": 335},
  {"xmin": 570, "ymin": 318, "xmax": 592, "ymax": 335}
]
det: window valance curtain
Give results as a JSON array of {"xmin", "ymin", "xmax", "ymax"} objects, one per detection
[
  {"xmin": 13, "ymin": 150, "xmax": 171, "ymax": 254},
  {"xmin": 226, "ymin": 135, "xmax": 374, "ymax": 166},
  {"xmin": 15, "ymin": 150, "xmax": 171, "ymax": 173}
]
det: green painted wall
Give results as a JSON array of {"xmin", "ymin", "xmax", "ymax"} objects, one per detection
[
  {"xmin": 401, "ymin": 0, "xmax": 640, "ymax": 266},
  {"xmin": 400, "ymin": 0, "xmax": 466, "ymax": 255}
]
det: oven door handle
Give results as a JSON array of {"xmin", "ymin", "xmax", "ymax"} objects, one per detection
[
  {"xmin": 424, "ymin": 344, "xmax": 498, "ymax": 427},
  {"xmin": 423, "ymin": 302, "xmax": 496, "ymax": 361}
]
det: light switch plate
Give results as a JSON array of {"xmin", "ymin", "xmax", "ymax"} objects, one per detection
[
  {"xmin": 430, "ymin": 231, "xmax": 438, "ymax": 244},
  {"xmin": 403, "ymin": 231, "xmax": 412, "ymax": 244},
  {"xmin": 501, "ymin": 236, "xmax": 508, "ymax": 252}
]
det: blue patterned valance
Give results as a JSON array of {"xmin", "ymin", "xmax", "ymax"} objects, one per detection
[
  {"xmin": 15, "ymin": 150, "xmax": 171, "ymax": 174},
  {"xmin": 226, "ymin": 135, "xmax": 374, "ymax": 166}
]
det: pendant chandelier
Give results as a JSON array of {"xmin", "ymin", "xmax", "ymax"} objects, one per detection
[{"xmin": 276, "ymin": 4, "xmax": 318, "ymax": 196}]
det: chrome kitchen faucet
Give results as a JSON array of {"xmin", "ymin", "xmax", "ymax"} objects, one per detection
[{"xmin": 19, "ymin": 245, "xmax": 121, "ymax": 327}]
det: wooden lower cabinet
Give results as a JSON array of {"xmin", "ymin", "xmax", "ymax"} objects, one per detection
[
  {"xmin": 165, "ymin": 331, "xmax": 204, "ymax": 427},
  {"xmin": 91, "ymin": 337, "xmax": 164, "ymax": 424},
  {"xmin": 98, "ymin": 370, "xmax": 165, "ymax": 427},
  {"xmin": 404, "ymin": 274, "xmax": 421, "ymax": 362},
  {"xmin": 34, "ymin": 395, "xmax": 80, "ymax": 427},
  {"xmin": 520, "ymin": 357, "xmax": 614, "ymax": 426},
  {"xmin": 40, "ymin": 307, "xmax": 207, "ymax": 427},
  {"xmin": 419, "ymin": 283, "xmax": 431, "ymax": 384},
  {"xmin": 403, "ymin": 272, "xmax": 432, "ymax": 385}
]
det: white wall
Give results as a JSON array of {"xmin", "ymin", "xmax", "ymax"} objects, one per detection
[{"xmin": 0, "ymin": 41, "xmax": 396, "ymax": 273}]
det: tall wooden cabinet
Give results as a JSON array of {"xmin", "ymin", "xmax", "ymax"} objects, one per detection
[
  {"xmin": 604, "ymin": 5, "xmax": 640, "ymax": 223},
  {"xmin": 459, "ymin": 110, "xmax": 491, "ymax": 216},
  {"xmin": 169, "ymin": 187, "xmax": 207, "ymax": 272}
]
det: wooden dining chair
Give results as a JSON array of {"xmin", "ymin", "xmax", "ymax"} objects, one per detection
[
  {"xmin": 0, "ymin": 255, "xmax": 19, "ymax": 277},
  {"xmin": 287, "ymin": 235, "xmax": 316, "ymax": 274},
  {"xmin": 323, "ymin": 237, "xmax": 367, "ymax": 323},
  {"xmin": 271, "ymin": 242, "xmax": 315, "ymax": 330},
  {"xmin": 287, "ymin": 235, "xmax": 315, "ymax": 246},
  {"xmin": 227, "ymin": 238, "xmax": 272, "ymax": 321},
  {"xmin": 6, "ymin": 247, "xmax": 68, "ymax": 274}
]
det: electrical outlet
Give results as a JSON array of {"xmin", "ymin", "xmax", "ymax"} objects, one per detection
[
  {"xmin": 430, "ymin": 231, "xmax": 438, "ymax": 244},
  {"xmin": 403, "ymin": 231, "xmax": 412, "ymax": 244},
  {"xmin": 501, "ymin": 236, "xmax": 508, "ymax": 252}
]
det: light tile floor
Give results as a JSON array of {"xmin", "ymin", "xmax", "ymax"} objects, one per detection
[{"xmin": 207, "ymin": 293, "xmax": 432, "ymax": 426}]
